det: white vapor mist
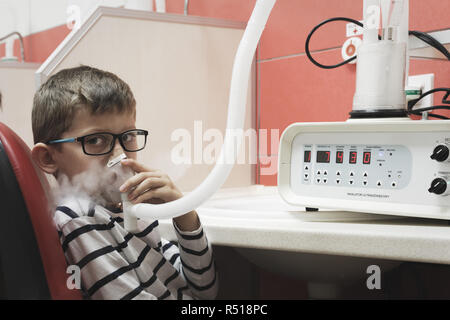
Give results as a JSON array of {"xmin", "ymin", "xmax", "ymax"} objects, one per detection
[{"xmin": 52, "ymin": 161, "xmax": 134, "ymax": 208}]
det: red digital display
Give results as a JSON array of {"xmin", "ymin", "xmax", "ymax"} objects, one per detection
[
  {"xmin": 336, "ymin": 151, "xmax": 344, "ymax": 164},
  {"xmin": 317, "ymin": 151, "xmax": 331, "ymax": 163},
  {"xmin": 363, "ymin": 151, "xmax": 371, "ymax": 164},
  {"xmin": 304, "ymin": 150, "xmax": 311, "ymax": 163},
  {"xmin": 349, "ymin": 151, "xmax": 357, "ymax": 164}
]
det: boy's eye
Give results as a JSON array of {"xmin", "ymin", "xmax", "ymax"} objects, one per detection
[
  {"xmin": 123, "ymin": 132, "xmax": 137, "ymax": 143},
  {"xmin": 85, "ymin": 135, "xmax": 108, "ymax": 145}
]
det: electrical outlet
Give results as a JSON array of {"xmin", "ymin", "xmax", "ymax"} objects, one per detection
[{"xmin": 407, "ymin": 73, "xmax": 434, "ymax": 110}]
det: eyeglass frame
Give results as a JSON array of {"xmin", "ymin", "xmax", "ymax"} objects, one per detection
[{"xmin": 45, "ymin": 129, "xmax": 149, "ymax": 156}]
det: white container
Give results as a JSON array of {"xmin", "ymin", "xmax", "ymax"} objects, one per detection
[{"xmin": 352, "ymin": 40, "xmax": 406, "ymax": 113}]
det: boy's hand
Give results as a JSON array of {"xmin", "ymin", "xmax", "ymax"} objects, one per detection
[
  {"xmin": 119, "ymin": 159, "xmax": 200, "ymax": 231},
  {"xmin": 119, "ymin": 159, "xmax": 182, "ymax": 204}
]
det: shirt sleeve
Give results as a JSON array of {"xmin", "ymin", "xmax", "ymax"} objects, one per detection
[
  {"xmin": 55, "ymin": 203, "xmax": 158, "ymax": 300},
  {"xmin": 172, "ymin": 220, "xmax": 219, "ymax": 300}
]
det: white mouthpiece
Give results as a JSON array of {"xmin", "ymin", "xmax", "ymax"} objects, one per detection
[
  {"xmin": 107, "ymin": 153, "xmax": 127, "ymax": 168},
  {"xmin": 107, "ymin": 153, "xmax": 139, "ymax": 232}
]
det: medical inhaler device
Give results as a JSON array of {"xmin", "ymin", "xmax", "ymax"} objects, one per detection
[{"xmin": 278, "ymin": 0, "xmax": 450, "ymax": 220}]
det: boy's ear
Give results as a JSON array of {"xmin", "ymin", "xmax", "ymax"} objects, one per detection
[{"xmin": 31, "ymin": 143, "xmax": 58, "ymax": 175}]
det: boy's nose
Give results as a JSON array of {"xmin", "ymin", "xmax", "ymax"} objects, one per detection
[{"xmin": 110, "ymin": 138, "xmax": 126, "ymax": 159}]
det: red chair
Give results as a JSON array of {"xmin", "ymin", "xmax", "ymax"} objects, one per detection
[{"xmin": 0, "ymin": 122, "xmax": 82, "ymax": 299}]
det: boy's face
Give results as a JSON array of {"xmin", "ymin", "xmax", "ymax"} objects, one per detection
[{"xmin": 51, "ymin": 107, "xmax": 138, "ymax": 180}]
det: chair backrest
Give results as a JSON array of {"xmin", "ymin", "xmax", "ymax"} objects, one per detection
[{"xmin": 0, "ymin": 122, "xmax": 82, "ymax": 299}]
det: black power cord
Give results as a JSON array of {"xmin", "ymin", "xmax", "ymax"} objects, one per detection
[
  {"xmin": 305, "ymin": 17, "xmax": 363, "ymax": 69},
  {"xmin": 305, "ymin": 18, "xmax": 450, "ymax": 68},
  {"xmin": 409, "ymin": 30, "xmax": 450, "ymax": 60},
  {"xmin": 305, "ymin": 17, "xmax": 450, "ymax": 119},
  {"xmin": 407, "ymin": 88, "xmax": 450, "ymax": 119}
]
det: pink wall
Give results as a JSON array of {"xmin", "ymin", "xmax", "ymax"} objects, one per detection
[{"xmin": 4, "ymin": 0, "xmax": 448, "ymax": 188}]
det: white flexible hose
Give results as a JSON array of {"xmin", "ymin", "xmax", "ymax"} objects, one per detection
[{"xmin": 123, "ymin": 0, "xmax": 276, "ymax": 226}]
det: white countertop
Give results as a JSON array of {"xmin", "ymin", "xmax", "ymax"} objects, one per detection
[{"xmin": 156, "ymin": 186, "xmax": 450, "ymax": 265}]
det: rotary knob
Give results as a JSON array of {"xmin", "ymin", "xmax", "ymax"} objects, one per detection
[
  {"xmin": 430, "ymin": 145, "xmax": 449, "ymax": 162},
  {"xmin": 428, "ymin": 178, "xmax": 448, "ymax": 195}
]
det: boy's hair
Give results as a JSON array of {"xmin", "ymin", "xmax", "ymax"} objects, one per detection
[{"xmin": 32, "ymin": 66, "xmax": 136, "ymax": 145}]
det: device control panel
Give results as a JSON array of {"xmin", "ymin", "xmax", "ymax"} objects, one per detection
[
  {"xmin": 301, "ymin": 144, "xmax": 411, "ymax": 190},
  {"xmin": 278, "ymin": 121, "xmax": 450, "ymax": 220}
]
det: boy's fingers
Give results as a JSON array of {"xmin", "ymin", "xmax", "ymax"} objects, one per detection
[
  {"xmin": 119, "ymin": 172, "xmax": 161, "ymax": 192},
  {"xmin": 131, "ymin": 190, "xmax": 155, "ymax": 204},
  {"xmin": 131, "ymin": 186, "xmax": 170, "ymax": 204},
  {"xmin": 120, "ymin": 158, "xmax": 157, "ymax": 173},
  {"xmin": 128, "ymin": 178, "xmax": 166, "ymax": 201}
]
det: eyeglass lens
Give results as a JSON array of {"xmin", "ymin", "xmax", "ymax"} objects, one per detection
[{"xmin": 83, "ymin": 130, "xmax": 146, "ymax": 155}]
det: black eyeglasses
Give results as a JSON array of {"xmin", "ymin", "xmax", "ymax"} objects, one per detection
[{"xmin": 46, "ymin": 129, "xmax": 148, "ymax": 156}]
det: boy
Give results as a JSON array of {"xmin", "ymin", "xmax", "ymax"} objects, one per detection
[{"xmin": 31, "ymin": 66, "xmax": 218, "ymax": 300}]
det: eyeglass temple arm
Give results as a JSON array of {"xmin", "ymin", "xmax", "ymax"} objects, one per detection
[{"xmin": 46, "ymin": 138, "xmax": 77, "ymax": 144}]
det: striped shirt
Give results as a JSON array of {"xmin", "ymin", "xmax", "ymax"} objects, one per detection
[{"xmin": 54, "ymin": 197, "xmax": 218, "ymax": 300}]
